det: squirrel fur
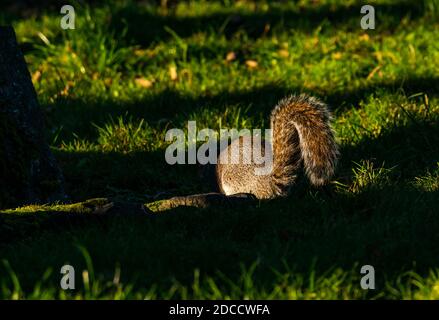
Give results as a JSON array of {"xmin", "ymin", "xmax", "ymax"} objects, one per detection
[{"xmin": 215, "ymin": 94, "xmax": 339, "ymax": 199}]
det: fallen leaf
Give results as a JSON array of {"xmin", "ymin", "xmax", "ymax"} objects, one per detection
[
  {"xmin": 245, "ymin": 60, "xmax": 258, "ymax": 69},
  {"xmin": 135, "ymin": 77, "xmax": 153, "ymax": 88},
  {"xmin": 169, "ymin": 66, "xmax": 178, "ymax": 81},
  {"xmin": 278, "ymin": 49, "xmax": 289, "ymax": 58},
  {"xmin": 332, "ymin": 52, "xmax": 342, "ymax": 60},
  {"xmin": 366, "ymin": 66, "xmax": 382, "ymax": 80},
  {"xmin": 60, "ymin": 81, "xmax": 74, "ymax": 97},
  {"xmin": 32, "ymin": 70, "xmax": 41, "ymax": 83},
  {"xmin": 226, "ymin": 51, "xmax": 236, "ymax": 62},
  {"xmin": 359, "ymin": 34, "xmax": 370, "ymax": 42}
]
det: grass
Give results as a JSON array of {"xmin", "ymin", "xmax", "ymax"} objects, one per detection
[{"xmin": 0, "ymin": 0, "xmax": 438, "ymax": 299}]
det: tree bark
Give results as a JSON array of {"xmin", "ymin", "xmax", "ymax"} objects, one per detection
[
  {"xmin": 146, "ymin": 192, "xmax": 257, "ymax": 212},
  {"xmin": 0, "ymin": 26, "xmax": 66, "ymax": 208}
]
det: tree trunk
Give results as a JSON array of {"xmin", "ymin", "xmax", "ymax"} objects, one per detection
[{"xmin": 0, "ymin": 26, "xmax": 66, "ymax": 209}]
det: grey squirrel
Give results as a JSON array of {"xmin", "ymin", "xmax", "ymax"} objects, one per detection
[
  {"xmin": 151, "ymin": 94, "xmax": 339, "ymax": 212},
  {"xmin": 215, "ymin": 94, "xmax": 339, "ymax": 199}
]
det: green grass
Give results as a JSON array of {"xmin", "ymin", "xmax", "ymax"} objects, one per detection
[{"xmin": 0, "ymin": 0, "xmax": 438, "ymax": 299}]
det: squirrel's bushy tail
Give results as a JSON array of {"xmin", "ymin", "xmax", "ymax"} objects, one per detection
[{"xmin": 270, "ymin": 94, "xmax": 339, "ymax": 191}]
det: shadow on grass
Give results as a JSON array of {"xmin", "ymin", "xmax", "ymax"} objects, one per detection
[
  {"xmin": 51, "ymin": 115, "xmax": 438, "ymax": 200},
  {"xmin": 45, "ymin": 75, "xmax": 439, "ymax": 144},
  {"xmin": 55, "ymin": 149, "xmax": 205, "ymax": 201},
  {"xmin": 1, "ymin": 0, "xmax": 432, "ymax": 42},
  {"xmin": 109, "ymin": 0, "xmax": 430, "ymax": 45},
  {"xmin": 0, "ymin": 118, "xmax": 437, "ymax": 291},
  {"xmin": 39, "ymin": 73, "xmax": 438, "ymax": 209}
]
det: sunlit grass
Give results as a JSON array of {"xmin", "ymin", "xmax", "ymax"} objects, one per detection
[{"xmin": 2, "ymin": 256, "xmax": 439, "ymax": 300}]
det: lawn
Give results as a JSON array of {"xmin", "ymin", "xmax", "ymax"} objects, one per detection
[{"xmin": 0, "ymin": 0, "xmax": 438, "ymax": 299}]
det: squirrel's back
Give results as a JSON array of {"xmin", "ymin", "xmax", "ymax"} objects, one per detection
[{"xmin": 216, "ymin": 94, "xmax": 339, "ymax": 199}]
